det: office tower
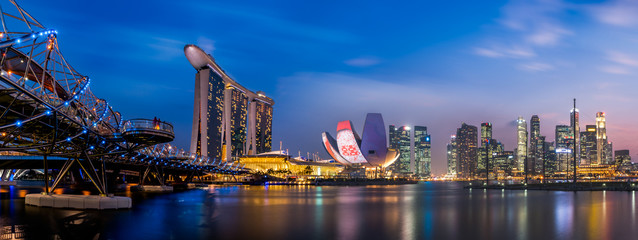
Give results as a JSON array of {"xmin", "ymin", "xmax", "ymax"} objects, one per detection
[
  {"xmin": 571, "ymin": 108, "xmax": 580, "ymax": 165},
  {"xmin": 414, "ymin": 126, "xmax": 431, "ymax": 177},
  {"xmin": 544, "ymin": 141, "xmax": 557, "ymax": 174},
  {"xmin": 596, "ymin": 112, "xmax": 607, "ymax": 165},
  {"xmin": 478, "ymin": 122, "xmax": 492, "ymax": 175},
  {"xmin": 529, "ymin": 115, "xmax": 541, "ymax": 174},
  {"xmin": 494, "ymin": 151, "xmax": 514, "ymax": 174},
  {"xmin": 615, "ymin": 150, "xmax": 630, "ymax": 166},
  {"xmin": 389, "ymin": 126, "xmax": 411, "ymax": 175},
  {"xmin": 186, "ymin": 45, "xmax": 274, "ymax": 161},
  {"xmin": 555, "ymin": 125, "xmax": 573, "ymax": 172},
  {"xmin": 536, "ymin": 136, "xmax": 546, "ymax": 174},
  {"xmin": 580, "ymin": 125, "xmax": 597, "ymax": 165},
  {"xmin": 447, "ymin": 135, "xmax": 457, "ymax": 176},
  {"xmin": 516, "ymin": 116, "xmax": 528, "ymax": 172},
  {"xmin": 605, "ymin": 141, "xmax": 613, "ymax": 164},
  {"xmin": 456, "ymin": 123, "xmax": 478, "ymax": 178}
]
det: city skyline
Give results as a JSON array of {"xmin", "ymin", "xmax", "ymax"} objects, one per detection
[{"xmin": 21, "ymin": 0, "xmax": 638, "ymax": 175}]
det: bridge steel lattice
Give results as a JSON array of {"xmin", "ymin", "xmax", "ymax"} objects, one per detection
[{"xmin": 0, "ymin": 1, "xmax": 245, "ymax": 195}]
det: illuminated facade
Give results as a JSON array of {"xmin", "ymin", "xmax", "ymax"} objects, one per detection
[
  {"xmin": 456, "ymin": 123, "xmax": 477, "ymax": 178},
  {"xmin": 238, "ymin": 154, "xmax": 343, "ymax": 176},
  {"xmin": 321, "ymin": 113, "xmax": 399, "ymax": 168},
  {"xmin": 390, "ymin": 126, "xmax": 411, "ymax": 175},
  {"xmin": 555, "ymin": 125, "xmax": 572, "ymax": 172},
  {"xmin": 571, "ymin": 108, "xmax": 580, "ymax": 164},
  {"xmin": 478, "ymin": 122, "xmax": 492, "ymax": 174},
  {"xmin": 516, "ymin": 116, "xmax": 527, "ymax": 172},
  {"xmin": 185, "ymin": 45, "xmax": 275, "ymax": 161},
  {"xmin": 529, "ymin": 115, "xmax": 542, "ymax": 174},
  {"xmin": 596, "ymin": 112, "xmax": 607, "ymax": 165},
  {"xmin": 414, "ymin": 126, "xmax": 431, "ymax": 177},
  {"xmin": 447, "ymin": 135, "xmax": 457, "ymax": 176},
  {"xmin": 580, "ymin": 125, "xmax": 597, "ymax": 165}
]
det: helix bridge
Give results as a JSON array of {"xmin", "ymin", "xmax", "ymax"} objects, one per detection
[{"xmin": 0, "ymin": 0, "xmax": 245, "ymax": 195}]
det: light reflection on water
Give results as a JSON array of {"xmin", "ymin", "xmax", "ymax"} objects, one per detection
[{"xmin": 0, "ymin": 182, "xmax": 637, "ymax": 239}]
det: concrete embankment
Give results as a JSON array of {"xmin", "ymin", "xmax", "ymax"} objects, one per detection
[{"xmin": 466, "ymin": 182, "xmax": 638, "ymax": 191}]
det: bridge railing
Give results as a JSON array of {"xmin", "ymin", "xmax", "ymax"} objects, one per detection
[{"xmin": 121, "ymin": 119, "xmax": 174, "ymax": 136}]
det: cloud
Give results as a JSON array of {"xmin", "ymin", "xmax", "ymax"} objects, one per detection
[
  {"xmin": 589, "ymin": 0, "xmax": 638, "ymax": 27},
  {"xmin": 146, "ymin": 37, "xmax": 186, "ymax": 61},
  {"xmin": 517, "ymin": 62, "xmax": 553, "ymax": 72},
  {"xmin": 606, "ymin": 51, "xmax": 638, "ymax": 67},
  {"xmin": 600, "ymin": 65, "xmax": 631, "ymax": 75},
  {"xmin": 525, "ymin": 23, "xmax": 571, "ymax": 46},
  {"xmin": 344, "ymin": 56, "xmax": 381, "ymax": 67},
  {"xmin": 197, "ymin": 36, "xmax": 215, "ymax": 53},
  {"xmin": 474, "ymin": 46, "xmax": 535, "ymax": 58}
]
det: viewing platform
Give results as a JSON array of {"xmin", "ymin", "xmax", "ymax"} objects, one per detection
[
  {"xmin": 121, "ymin": 119, "xmax": 175, "ymax": 144},
  {"xmin": 25, "ymin": 193, "xmax": 131, "ymax": 210}
]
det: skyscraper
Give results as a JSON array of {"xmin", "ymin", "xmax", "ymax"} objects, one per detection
[
  {"xmin": 571, "ymin": 108, "xmax": 580, "ymax": 165},
  {"xmin": 596, "ymin": 112, "xmax": 607, "ymax": 165},
  {"xmin": 456, "ymin": 123, "xmax": 478, "ymax": 178},
  {"xmin": 615, "ymin": 150, "xmax": 630, "ymax": 166},
  {"xmin": 447, "ymin": 135, "xmax": 457, "ymax": 176},
  {"xmin": 185, "ymin": 45, "xmax": 275, "ymax": 161},
  {"xmin": 555, "ymin": 125, "xmax": 573, "ymax": 172},
  {"xmin": 389, "ymin": 126, "xmax": 411, "ymax": 175},
  {"xmin": 478, "ymin": 122, "xmax": 492, "ymax": 176},
  {"xmin": 580, "ymin": 125, "xmax": 597, "ymax": 165},
  {"xmin": 529, "ymin": 115, "xmax": 541, "ymax": 174},
  {"xmin": 414, "ymin": 126, "xmax": 431, "ymax": 177},
  {"xmin": 516, "ymin": 117, "xmax": 527, "ymax": 172}
]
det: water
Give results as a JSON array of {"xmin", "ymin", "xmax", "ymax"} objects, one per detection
[{"xmin": 0, "ymin": 182, "xmax": 637, "ymax": 239}]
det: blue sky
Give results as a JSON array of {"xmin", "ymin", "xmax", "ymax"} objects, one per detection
[{"xmin": 21, "ymin": 0, "xmax": 638, "ymax": 174}]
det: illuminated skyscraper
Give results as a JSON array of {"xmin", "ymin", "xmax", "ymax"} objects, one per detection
[
  {"xmin": 478, "ymin": 123, "xmax": 492, "ymax": 175},
  {"xmin": 456, "ymin": 123, "xmax": 477, "ymax": 178},
  {"xmin": 571, "ymin": 108, "xmax": 580, "ymax": 164},
  {"xmin": 185, "ymin": 45, "xmax": 275, "ymax": 161},
  {"xmin": 516, "ymin": 116, "xmax": 527, "ymax": 172},
  {"xmin": 447, "ymin": 135, "xmax": 457, "ymax": 176},
  {"xmin": 615, "ymin": 150, "xmax": 630, "ymax": 166},
  {"xmin": 580, "ymin": 125, "xmax": 597, "ymax": 165},
  {"xmin": 555, "ymin": 125, "xmax": 572, "ymax": 171},
  {"xmin": 389, "ymin": 126, "xmax": 411, "ymax": 175},
  {"xmin": 596, "ymin": 112, "xmax": 607, "ymax": 165},
  {"xmin": 529, "ymin": 115, "xmax": 541, "ymax": 174},
  {"xmin": 414, "ymin": 126, "xmax": 431, "ymax": 177}
]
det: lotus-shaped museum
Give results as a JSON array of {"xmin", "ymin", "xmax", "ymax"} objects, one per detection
[{"xmin": 322, "ymin": 113, "xmax": 399, "ymax": 168}]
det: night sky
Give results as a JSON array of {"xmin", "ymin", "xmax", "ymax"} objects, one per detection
[{"xmin": 21, "ymin": 0, "xmax": 638, "ymax": 175}]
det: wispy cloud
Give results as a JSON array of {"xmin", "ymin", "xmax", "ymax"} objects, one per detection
[
  {"xmin": 197, "ymin": 36, "xmax": 215, "ymax": 54},
  {"xmin": 344, "ymin": 56, "xmax": 381, "ymax": 67},
  {"xmin": 589, "ymin": 0, "xmax": 638, "ymax": 27},
  {"xmin": 517, "ymin": 62, "xmax": 553, "ymax": 72},
  {"xmin": 600, "ymin": 65, "xmax": 631, "ymax": 75},
  {"xmin": 147, "ymin": 37, "xmax": 186, "ymax": 61},
  {"xmin": 606, "ymin": 51, "xmax": 638, "ymax": 67},
  {"xmin": 474, "ymin": 46, "xmax": 535, "ymax": 58}
]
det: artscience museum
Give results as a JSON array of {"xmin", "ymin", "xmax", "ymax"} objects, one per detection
[{"xmin": 322, "ymin": 113, "xmax": 399, "ymax": 168}]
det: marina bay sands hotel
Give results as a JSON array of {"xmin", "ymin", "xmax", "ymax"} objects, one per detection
[{"xmin": 184, "ymin": 45, "xmax": 274, "ymax": 161}]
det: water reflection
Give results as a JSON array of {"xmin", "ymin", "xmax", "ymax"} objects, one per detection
[{"xmin": 0, "ymin": 183, "xmax": 637, "ymax": 239}]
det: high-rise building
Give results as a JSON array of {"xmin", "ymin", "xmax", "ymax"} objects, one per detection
[
  {"xmin": 447, "ymin": 135, "xmax": 457, "ymax": 176},
  {"xmin": 529, "ymin": 115, "xmax": 541, "ymax": 174},
  {"xmin": 544, "ymin": 141, "xmax": 557, "ymax": 174},
  {"xmin": 456, "ymin": 123, "xmax": 478, "ymax": 178},
  {"xmin": 185, "ymin": 45, "xmax": 274, "ymax": 161},
  {"xmin": 516, "ymin": 117, "xmax": 528, "ymax": 172},
  {"xmin": 580, "ymin": 125, "xmax": 597, "ymax": 165},
  {"xmin": 478, "ymin": 122, "xmax": 492, "ymax": 176},
  {"xmin": 605, "ymin": 141, "xmax": 613, "ymax": 164},
  {"xmin": 596, "ymin": 112, "xmax": 607, "ymax": 165},
  {"xmin": 414, "ymin": 126, "xmax": 431, "ymax": 177},
  {"xmin": 389, "ymin": 126, "xmax": 411, "ymax": 175},
  {"xmin": 555, "ymin": 125, "xmax": 573, "ymax": 172},
  {"xmin": 571, "ymin": 108, "xmax": 580, "ymax": 165},
  {"xmin": 615, "ymin": 150, "xmax": 630, "ymax": 166}
]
